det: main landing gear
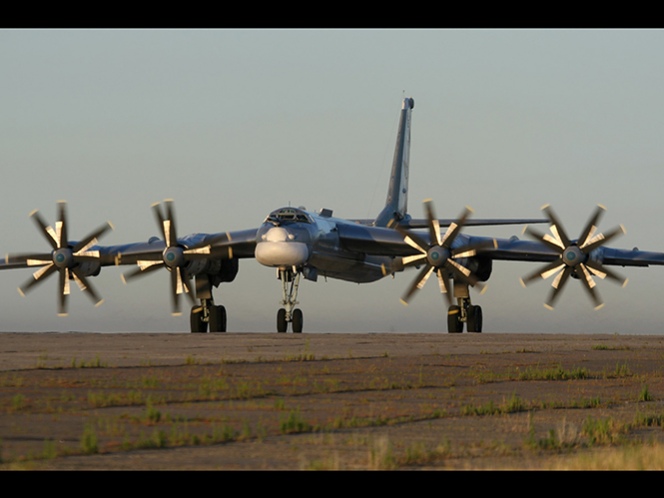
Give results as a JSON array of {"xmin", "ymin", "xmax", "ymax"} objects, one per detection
[
  {"xmin": 446, "ymin": 282, "xmax": 482, "ymax": 333},
  {"xmin": 190, "ymin": 299, "xmax": 227, "ymax": 333},
  {"xmin": 276, "ymin": 268, "xmax": 303, "ymax": 333},
  {"xmin": 189, "ymin": 274, "xmax": 227, "ymax": 333}
]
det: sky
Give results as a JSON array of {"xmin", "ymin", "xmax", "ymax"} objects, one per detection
[{"xmin": 2, "ymin": 28, "xmax": 664, "ymax": 334}]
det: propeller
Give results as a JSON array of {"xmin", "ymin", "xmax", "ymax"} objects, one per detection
[
  {"xmin": 396, "ymin": 199, "xmax": 496, "ymax": 307},
  {"xmin": 120, "ymin": 200, "xmax": 201, "ymax": 316},
  {"xmin": 8, "ymin": 201, "xmax": 113, "ymax": 316},
  {"xmin": 520, "ymin": 204, "xmax": 627, "ymax": 310}
]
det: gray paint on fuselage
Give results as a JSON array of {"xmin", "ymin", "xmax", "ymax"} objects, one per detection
[{"xmin": 256, "ymin": 207, "xmax": 396, "ymax": 283}]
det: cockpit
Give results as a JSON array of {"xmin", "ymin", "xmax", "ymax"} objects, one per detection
[{"xmin": 264, "ymin": 207, "xmax": 312, "ymax": 225}]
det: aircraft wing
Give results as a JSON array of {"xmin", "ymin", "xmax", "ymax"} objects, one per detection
[
  {"xmin": 337, "ymin": 223, "xmax": 419, "ymax": 256},
  {"xmin": 0, "ymin": 228, "xmax": 259, "ymax": 270},
  {"xmin": 348, "ymin": 218, "xmax": 548, "ymax": 228},
  {"xmin": 106, "ymin": 228, "xmax": 259, "ymax": 266},
  {"xmin": 402, "ymin": 218, "xmax": 549, "ymax": 229},
  {"xmin": 472, "ymin": 235, "xmax": 664, "ymax": 267}
]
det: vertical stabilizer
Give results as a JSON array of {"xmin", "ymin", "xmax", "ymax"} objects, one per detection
[{"xmin": 374, "ymin": 97, "xmax": 414, "ymax": 228}]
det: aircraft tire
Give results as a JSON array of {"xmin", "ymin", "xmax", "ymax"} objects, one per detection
[
  {"xmin": 277, "ymin": 308, "xmax": 288, "ymax": 333},
  {"xmin": 447, "ymin": 305, "xmax": 463, "ymax": 333},
  {"xmin": 467, "ymin": 305, "xmax": 482, "ymax": 333},
  {"xmin": 210, "ymin": 305, "xmax": 227, "ymax": 333},
  {"xmin": 190, "ymin": 306, "xmax": 207, "ymax": 333},
  {"xmin": 292, "ymin": 309, "xmax": 303, "ymax": 333}
]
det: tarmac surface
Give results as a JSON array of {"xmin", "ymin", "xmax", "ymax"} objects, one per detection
[
  {"xmin": 4, "ymin": 331, "xmax": 661, "ymax": 371},
  {"xmin": 2, "ymin": 331, "xmax": 664, "ymax": 470}
]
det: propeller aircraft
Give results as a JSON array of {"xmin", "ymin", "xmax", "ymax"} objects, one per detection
[{"xmin": 3, "ymin": 97, "xmax": 664, "ymax": 333}]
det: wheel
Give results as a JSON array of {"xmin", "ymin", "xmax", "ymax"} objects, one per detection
[
  {"xmin": 447, "ymin": 305, "xmax": 463, "ymax": 333},
  {"xmin": 209, "ymin": 305, "xmax": 227, "ymax": 333},
  {"xmin": 277, "ymin": 308, "xmax": 288, "ymax": 333},
  {"xmin": 292, "ymin": 308, "xmax": 303, "ymax": 333},
  {"xmin": 467, "ymin": 305, "xmax": 482, "ymax": 333},
  {"xmin": 190, "ymin": 306, "xmax": 207, "ymax": 333}
]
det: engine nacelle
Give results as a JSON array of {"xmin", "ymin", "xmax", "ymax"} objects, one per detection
[
  {"xmin": 182, "ymin": 257, "xmax": 239, "ymax": 287},
  {"xmin": 76, "ymin": 260, "xmax": 102, "ymax": 277},
  {"xmin": 467, "ymin": 256, "xmax": 493, "ymax": 282}
]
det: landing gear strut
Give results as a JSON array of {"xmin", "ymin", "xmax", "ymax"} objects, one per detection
[
  {"xmin": 447, "ymin": 282, "xmax": 482, "ymax": 333},
  {"xmin": 276, "ymin": 268, "xmax": 303, "ymax": 333}
]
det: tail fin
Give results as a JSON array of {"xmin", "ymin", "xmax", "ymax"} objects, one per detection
[{"xmin": 374, "ymin": 97, "xmax": 414, "ymax": 228}]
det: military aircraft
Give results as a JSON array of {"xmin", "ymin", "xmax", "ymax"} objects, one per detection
[{"xmin": 3, "ymin": 97, "xmax": 664, "ymax": 333}]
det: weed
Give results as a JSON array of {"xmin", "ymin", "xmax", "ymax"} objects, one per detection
[
  {"xmin": 36, "ymin": 354, "xmax": 49, "ymax": 369},
  {"xmin": 81, "ymin": 424, "xmax": 99, "ymax": 454},
  {"xmin": 368, "ymin": 436, "xmax": 396, "ymax": 470},
  {"xmin": 42, "ymin": 439, "xmax": 57, "ymax": 460},
  {"xmin": 280, "ymin": 409, "xmax": 313, "ymax": 434},
  {"xmin": 634, "ymin": 411, "xmax": 664, "ymax": 427},
  {"xmin": 518, "ymin": 365, "xmax": 589, "ymax": 381},
  {"xmin": 582, "ymin": 416, "xmax": 626, "ymax": 446},
  {"xmin": 71, "ymin": 356, "xmax": 107, "ymax": 368},
  {"xmin": 11, "ymin": 394, "xmax": 26, "ymax": 412},
  {"xmin": 592, "ymin": 344, "xmax": 630, "ymax": 351},
  {"xmin": 609, "ymin": 363, "xmax": 632, "ymax": 378},
  {"xmin": 463, "ymin": 393, "xmax": 527, "ymax": 416},
  {"xmin": 639, "ymin": 385, "xmax": 653, "ymax": 402},
  {"xmin": 145, "ymin": 397, "xmax": 162, "ymax": 424}
]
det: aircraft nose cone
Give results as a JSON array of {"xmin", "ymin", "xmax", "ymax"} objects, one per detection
[
  {"xmin": 265, "ymin": 227, "xmax": 291, "ymax": 243},
  {"xmin": 255, "ymin": 228, "xmax": 309, "ymax": 267}
]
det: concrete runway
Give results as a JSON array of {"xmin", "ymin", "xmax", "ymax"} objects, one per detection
[{"xmin": 2, "ymin": 331, "xmax": 664, "ymax": 371}]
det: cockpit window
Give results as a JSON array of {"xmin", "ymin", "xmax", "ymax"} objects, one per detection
[{"xmin": 265, "ymin": 207, "xmax": 311, "ymax": 225}]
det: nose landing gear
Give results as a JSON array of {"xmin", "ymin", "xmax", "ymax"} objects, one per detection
[{"xmin": 276, "ymin": 268, "xmax": 303, "ymax": 333}]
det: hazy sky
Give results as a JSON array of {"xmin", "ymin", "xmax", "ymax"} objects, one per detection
[{"xmin": 2, "ymin": 28, "xmax": 664, "ymax": 334}]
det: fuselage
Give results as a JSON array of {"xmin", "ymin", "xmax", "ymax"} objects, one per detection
[{"xmin": 254, "ymin": 206, "xmax": 391, "ymax": 283}]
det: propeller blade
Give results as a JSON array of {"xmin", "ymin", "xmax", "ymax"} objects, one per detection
[
  {"xmin": 445, "ymin": 258, "xmax": 482, "ymax": 289},
  {"xmin": 121, "ymin": 261, "xmax": 164, "ymax": 283},
  {"xmin": 584, "ymin": 259, "xmax": 628, "ymax": 286},
  {"xmin": 57, "ymin": 201, "xmax": 68, "ymax": 250},
  {"xmin": 440, "ymin": 207, "xmax": 472, "ymax": 248},
  {"xmin": 580, "ymin": 225, "xmax": 626, "ymax": 253},
  {"xmin": 169, "ymin": 267, "xmax": 194, "ymax": 316},
  {"xmin": 6, "ymin": 252, "xmax": 53, "ymax": 265},
  {"xmin": 152, "ymin": 202, "xmax": 168, "ymax": 246},
  {"xmin": 58, "ymin": 267, "xmax": 69, "ymax": 316},
  {"xmin": 544, "ymin": 266, "xmax": 572, "ymax": 310},
  {"xmin": 578, "ymin": 264, "xmax": 603, "ymax": 310},
  {"xmin": 398, "ymin": 201, "xmax": 487, "ymax": 308},
  {"xmin": 401, "ymin": 253, "xmax": 427, "ymax": 268},
  {"xmin": 520, "ymin": 260, "xmax": 566, "ymax": 287},
  {"xmin": 396, "ymin": 225, "xmax": 429, "ymax": 253},
  {"xmin": 184, "ymin": 232, "xmax": 235, "ymax": 259},
  {"xmin": 14, "ymin": 202, "xmax": 109, "ymax": 314},
  {"xmin": 72, "ymin": 270, "xmax": 104, "ymax": 307},
  {"xmin": 30, "ymin": 210, "xmax": 58, "ymax": 250},
  {"xmin": 424, "ymin": 199, "xmax": 442, "ymax": 246},
  {"xmin": 164, "ymin": 200, "xmax": 178, "ymax": 248},
  {"xmin": 578, "ymin": 205, "xmax": 605, "ymax": 248},
  {"xmin": 19, "ymin": 263, "xmax": 57, "ymax": 296},
  {"xmin": 523, "ymin": 226, "xmax": 565, "ymax": 252},
  {"xmin": 451, "ymin": 239, "xmax": 497, "ymax": 259},
  {"xmin": 523, "ymin": 205, "xmax": 626, "ymax": 309},
  {"xmin": 72, "ymin": 222, "xmax": 114, "ymax": 254},
  {"xmin": 435, "ymin": 267, "xmax": 454, "ymax": 307},
  {"xmin": 541, "ymin": 205, "xmax": 571, "ymax": 248},
  {"xmin": 400, "ymin": 264, "xmax": 434, "ymax": 305}
]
